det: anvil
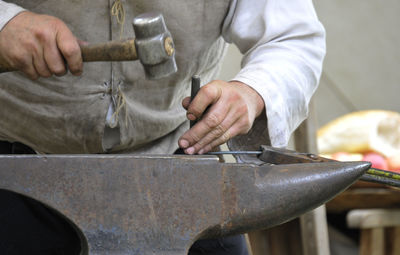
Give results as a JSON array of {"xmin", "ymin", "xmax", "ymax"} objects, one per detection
[{"xmin": 0, "ymin": 152, "xmax": 370, "ymax": 254}]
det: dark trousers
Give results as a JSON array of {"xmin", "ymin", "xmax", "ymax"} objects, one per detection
[
  {"xmin": 0, "ymin": 142, "xmax": 248, "ymax": 255},
  {"xmin": 188, "ymin": 236, "xmax": 249, "ymax": 255},
  {"xmin": 0, "ymin": 142, "xmax": 80, "ymax": 255}
]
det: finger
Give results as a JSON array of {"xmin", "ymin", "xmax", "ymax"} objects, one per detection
[
  {"xmin": 56, "ymin": 28, "xmax": 82, "ymax": 76},
  {"xmin": 179, "ymin": 99, "xmax": 231, "ymax": 152},
  {"xmin": 182, "ymin": 96, "xmax": 191, "ymax": 110},
  {"xmin": 34, "ymin": 23, "xmax": 65, "ymax": 76},
  {"xmin": 197, "ymin": 128, "xmax": 237, "ymax": 155},
  {"xmin": 187, "ymin": 83, "xmax": 222, "ymax": 120},
  {"xmin": 43, "ymin": 38, "xmax": 67, "ymax": 76},
  {"xmin": 197, "ymin": 117, "xmax": 252, "ymax": 154},
  {"xmin": 186, "ymin": 108, "xmax": 240, "ymax": 154},
  {"xmin": 20, "ymin": 55, "xmax": 39, "ymax": 80},
  {"xmin": 32, "ymin": 44, "xmax": 52, "ymax": 78}
]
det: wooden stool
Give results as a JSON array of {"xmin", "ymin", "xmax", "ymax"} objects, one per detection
[{"xmin": 347, "ymin": 209, "xmax": 400, "ymax": 255}]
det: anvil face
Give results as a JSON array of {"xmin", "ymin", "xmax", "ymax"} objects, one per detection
[{"xmin": 0, "ymin": 155, "xmax": 369, "ymax": 255}]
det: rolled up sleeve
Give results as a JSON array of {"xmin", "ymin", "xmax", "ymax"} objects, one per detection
[
  {"xmin": 222, "ymin": 0, "xmax": 326, "ymax": 147},
  {"xmin": 0, "ymin": 1, "xmax": 26, "ymax": 31}
]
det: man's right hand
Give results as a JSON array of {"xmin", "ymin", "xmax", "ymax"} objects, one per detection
[{"xmin": 0, "ymin": 11, "xmax": 82, "ymax": 80}]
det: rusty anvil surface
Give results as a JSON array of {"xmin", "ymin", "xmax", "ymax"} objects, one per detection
[{"xmin": 0, "ymin": 154, "xmax": 370, "ymax": 255}]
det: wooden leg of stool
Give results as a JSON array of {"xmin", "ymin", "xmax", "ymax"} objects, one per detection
[
  {"xmin": 386, "ymin": 226, "xmax": 400, "ymax": 255},
  {"xmin": 347, "ymin": 209, "xmax": 400, "ymax": 255},
  {"xmin": 294, "ymin": 101, "xmax": 330, "ymax": 255},
  {"xmin": 247, "ymin": 219, "xmax": 303, "ymax": 255},
  {"xmin": 360, "ymin": 228, "xmax": 384, "ymax": 255}
]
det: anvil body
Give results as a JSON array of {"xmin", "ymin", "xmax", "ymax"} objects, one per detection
[{"xmin": 0, "ymin": 154, "xmax": 370, "ymax": 254}]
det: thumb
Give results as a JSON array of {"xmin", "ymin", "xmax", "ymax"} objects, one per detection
[{"xmin": 182, "ymin": 96, "xmax": 191, "ymax": 110}]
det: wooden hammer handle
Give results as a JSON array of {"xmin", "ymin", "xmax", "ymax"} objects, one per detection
[
  {"xmin": 81, "ymin": 38, "xmax": 137, "ymax": 62},
  {"xmin": 0, "ymin": 38, "xmax": 138, "ymax": 73}
]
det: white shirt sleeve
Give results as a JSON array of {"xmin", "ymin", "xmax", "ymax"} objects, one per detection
[
  {"xmin": 222, "ymin": 0, "xmax": 326, "ymax": 147},
  {"xmin": 0, "ymin": 1, "xmax": 26, "ymax": 31}
]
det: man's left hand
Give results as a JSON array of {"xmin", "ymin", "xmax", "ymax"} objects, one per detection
[{"xmin": 178, "ymin": 80, "xmax": 264, "ymax": 154}]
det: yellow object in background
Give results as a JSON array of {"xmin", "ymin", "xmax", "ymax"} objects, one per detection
[{"xmin": 317, "ymin": 110, "xmax": 400, "ymax": 158}]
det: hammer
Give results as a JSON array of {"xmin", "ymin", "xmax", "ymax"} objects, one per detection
[{"xmin": 0, "ymin": 12, "xmax": 177, "ymax": 80}]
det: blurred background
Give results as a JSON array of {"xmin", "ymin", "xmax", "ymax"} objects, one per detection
[{"xmin": 219, "ymin": 0, "xmax": 400, "ymax": 129}]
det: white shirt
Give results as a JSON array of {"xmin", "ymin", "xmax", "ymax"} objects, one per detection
[{"xmin": 0, "ymin": 0, "xmax": 326, "ymax": 148}]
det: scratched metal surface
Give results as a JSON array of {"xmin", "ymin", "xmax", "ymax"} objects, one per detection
[{"xmin": 0, "ymin": 155, "xmax": 370, "ymax": 255}]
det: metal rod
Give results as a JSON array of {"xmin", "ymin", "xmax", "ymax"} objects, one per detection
[
  {"xmin": 190, "ymin": 75, "xmax": 201, "ymax": 128},
  {"xmin": 206, "ymin": 150, "xmax": 400, "ymax": 187},
  {"xmin": 360, "ymin": 174, "xmax": 400, "ymax": 188},
  {"xmin": 206, "ymin": 151, "xmax": 263, "ymax": 155},
  {"xmin": 366, "ymin": 168, "xmax": 400, "ymax": 180}
]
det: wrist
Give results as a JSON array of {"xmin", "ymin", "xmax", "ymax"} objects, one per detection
[{"xmin": 229, "ymin": 80, "xmax": 265, "ymax": 117}]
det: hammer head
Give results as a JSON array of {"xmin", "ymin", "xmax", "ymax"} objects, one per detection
[{"xmin": 133, "ymin": 12, "xmax": 178, "ymax": 80}]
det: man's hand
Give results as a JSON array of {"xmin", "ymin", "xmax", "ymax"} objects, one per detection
[
  {"xmin": 0, "ymin": 11, "xmax": 82, "ymax": 80},
  {"xmin": 179, "ymin": 80, "xmax": 265, "ymax": 154}
]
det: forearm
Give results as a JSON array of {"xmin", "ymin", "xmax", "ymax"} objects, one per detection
[{"xmin": 0, "ymin": 1, "xmax": 25, "ymax": 31}]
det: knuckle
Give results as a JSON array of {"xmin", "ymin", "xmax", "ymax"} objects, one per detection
[
  {"xmin": 221, "ymin": 131, "xmax": 231, "ymax": 142},
  {"xmin": 189, "ymin": 108, "xmax": 202, "ymax": 118},
  {"xmin": 45, "ymin": 15, "xmax": 64, "ymax": 30},
  {"xmin": 238, "ymin": 119, "xmax": 252, "ymax": 135},
  {"xmin": 204, "ymin": 113, "xmax": 221, "ymax": 129},
  {"xmin": 195, "ymin": 139, "xmax": 207, "ymax": 147},
  {"xmin": 188, "ymin": 132, "xmax": 201, "ymax": 143},
  {"xmin": 202, "ymin": 84, "xmax": 217, "ymax": 98},
  {"xmin": 230, "ymin": 91, "xmax": 241, "ymax": 101},
  {"xmin": 237, "ymin": 102, "xmax": 248, "ymax": 115},
  {"xmin": 53, "ymin": 67, "xmax": 67, "ymax": 76},
  {"xmin": 212, "ymin": 123, "xmax": 227, "ymax": 136},
  {"xmin": 34, "ymin": 28, "xmax": 51, "ymax": 42},
  {"xmin": 62, "ymin": 44, "xmax": 80, "ymax": 59},
  {"xmin": 51, "ymin": 17, "xmax": 63, "ymax": 27}
]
